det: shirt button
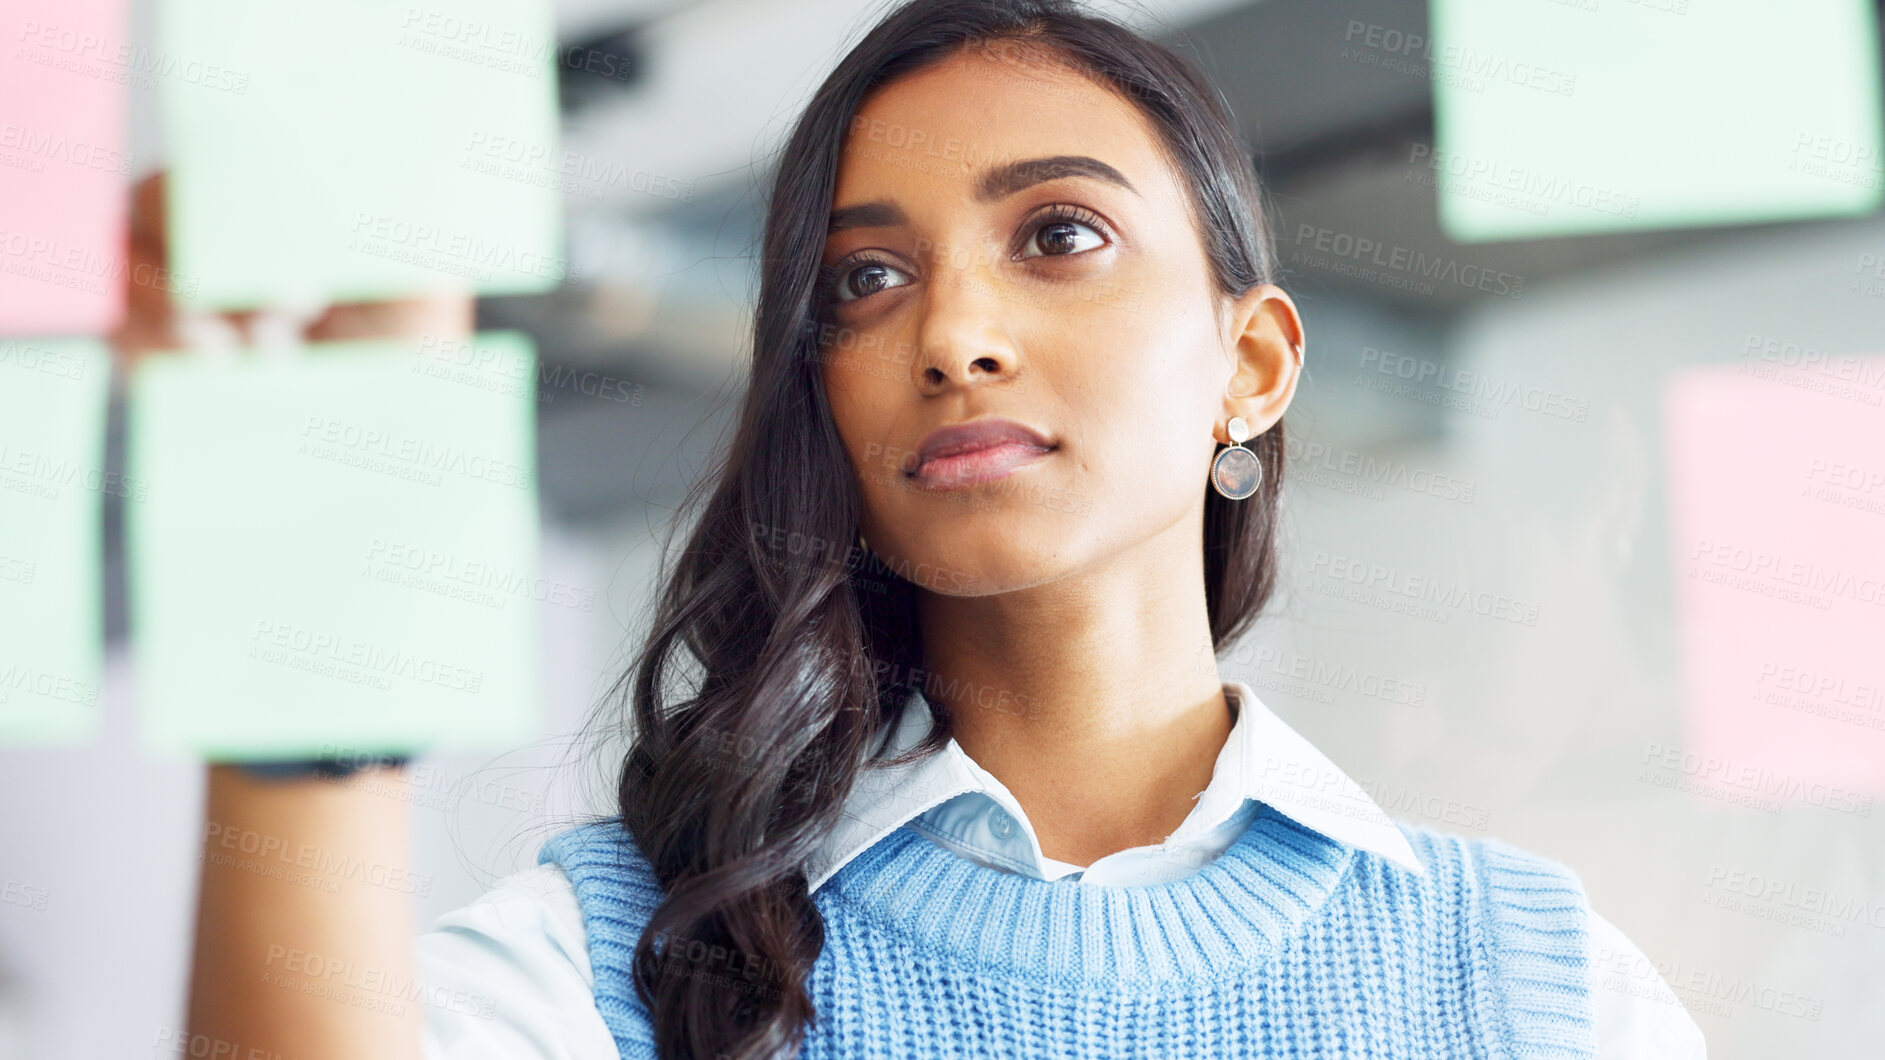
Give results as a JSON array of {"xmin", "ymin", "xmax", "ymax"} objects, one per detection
[{"xmin": 987, "ymin": 806, "xmax": 1015, "ymax": 840}]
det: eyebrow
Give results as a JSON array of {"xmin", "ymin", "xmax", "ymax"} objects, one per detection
[
  {"xmin": 976, "ymin": 155, "xmax": 1136, "ymax": 202},
  {"xmin": 826, "ymin": 154, "xmax": 1137, "ymax": 233}
]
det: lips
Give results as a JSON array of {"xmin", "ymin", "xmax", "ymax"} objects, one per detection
[{"xmin": 909, "ymin": 417, "xmax": 1056, "ymax": 490}]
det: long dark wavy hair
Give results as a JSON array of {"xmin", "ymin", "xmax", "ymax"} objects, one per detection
[{"xmin": 610, "ymin": 0, "xmax": 1287, "ymax": 1056}]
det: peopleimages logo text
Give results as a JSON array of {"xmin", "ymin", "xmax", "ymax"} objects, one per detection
[{"xmin": 1294, "ymin": 225, "xmax": 1525, "ymax": 298}]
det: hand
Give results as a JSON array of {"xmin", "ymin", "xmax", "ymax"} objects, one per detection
[{"xmin": 108, "ymin": 171, "xmax": 475, "ymax": 366}]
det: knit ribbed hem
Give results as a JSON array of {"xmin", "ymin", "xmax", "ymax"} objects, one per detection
[
  {"xmin": 543, "ymin": 813, "xmax": 1600, "ymax": 1058},
  {"xmin": 1470, "ymin": 837, "xmax": 1598, "ymax": 1059},
  {"xmin": 821, "ymin": 804, "xmax": 1358, "ymax": 984},
  {"xmin": 538, "ymin": 819, "xmax": 663, "ymax": 1060}
]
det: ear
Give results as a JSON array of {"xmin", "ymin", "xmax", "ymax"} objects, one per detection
[{"xmin": 1218, "ymin": 283, "xmax": 1304, "ymax": 442}]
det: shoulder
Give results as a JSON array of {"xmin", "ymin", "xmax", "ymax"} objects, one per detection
[
  {"xmin": 1386, "ymin": 820, "xmax": 1593, "ymax": 950},
  {"xmin": 1383, "ymin": 821, "xmax": 1600, "ymax": 1056},
  {"xmin": 1390, "ymin": 820, "xmax": 1591, "ymax": 903},
  {"xmin": 535, "ymin": 817, "xmax": 666, "ymax": 911},
  {"xmin": 416, "ymin": 820, "xmax": 668, "ymax": 1059},
  {"xmin": 428, "ymin": 862, "xmax": 592, "ymax": 964},
  {"xmin": 530, "ymin": 818, "xmax": 666, "ymax": 1057},
  {"xmin": 537, "ymin": 816, "xmax": 651, "ymax": 869},
  {"xmin": 417, "ymin": 863, "xmax": 622, "ymax": 1058},
  {"xmin": 1386, "ymin": 823, "xmax": 1709, "ymax": 1059}
]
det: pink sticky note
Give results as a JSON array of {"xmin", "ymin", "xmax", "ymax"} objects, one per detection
[
  {"xmin": 1664, "ymin": 350, "xmax": 1885, "ymax": 807},
  {"xmin": 0, "ymin": 0, "xmax": 129, "ymax": 335}
]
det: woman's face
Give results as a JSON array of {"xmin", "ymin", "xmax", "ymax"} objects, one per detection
[{"xmin": 819, "ymin": 45, "xmax": 1297, "ymax": 596}]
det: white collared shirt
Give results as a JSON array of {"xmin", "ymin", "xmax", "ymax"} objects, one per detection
[
  {"xmin": 813, "ymin": 679, "xmax": 1426, "ymax": 893},
  {"xmin": 417, "ymin": 681, "xmax": 1708, "ymax": 1058}
]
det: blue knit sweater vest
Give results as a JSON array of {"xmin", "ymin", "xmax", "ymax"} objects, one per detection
[{"xmin": 538, "ymin": 805, "xmax": 1597, "ymax": 1059}]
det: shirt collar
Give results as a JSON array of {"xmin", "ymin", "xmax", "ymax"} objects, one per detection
[{"xmin": 800, "ymin": 678, "xmax": 1426, "ymax": 893}]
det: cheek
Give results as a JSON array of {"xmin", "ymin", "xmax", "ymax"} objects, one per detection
[
  {"xmin": 1078, "ymin": 378, "xmax": 1212, "ymax": 495},
  {"xmin": 821, "ymin": 362, "xmax": 864, "ymax": 465},
  {"xmin": 1050, "ymin": 298, "xmax": 1222, "ymax": 472},
  {"xmin": 823, "ymin": 359, "xmax": 905, "ymax": 494}
]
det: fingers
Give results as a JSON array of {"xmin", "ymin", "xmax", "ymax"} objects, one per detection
[
  {"xmin": 110, "ymin": 172, "xmax": 182, "ymax": 364},
  {"xmin": 308, "ymin": 293, "xmax": 476, "ymax": 344},
  {"xmin": 109, "ymin": 169, "xmax": 479, "ymax": 360},
  {"xmin": 129, "ymin": 170, "xmax": 168, "ymax": 247}
]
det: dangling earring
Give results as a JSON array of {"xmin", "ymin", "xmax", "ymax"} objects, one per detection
[
  {"xmin": 1210, "ymin": 415, "xmax": 1263, "ymax": 500},
  {"xmin": 857, "ymin": 531, "xmax": 869, "ymax": 554}
]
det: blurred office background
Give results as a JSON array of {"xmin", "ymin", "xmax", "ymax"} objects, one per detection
[{"xmin": 2, "ymin": 0, "xmax": 1882, "ymax": 1056}]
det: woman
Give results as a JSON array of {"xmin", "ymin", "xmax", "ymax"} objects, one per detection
[{"xmin": 185, "ymin": 0, "xmax": 1708, "ymax": 1057}]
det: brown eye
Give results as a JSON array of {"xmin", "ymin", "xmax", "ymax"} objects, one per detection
[
  {"xmin": 834, "ymin": 261, "xmax": 911, "ymax": 303},
  {"xmin": 1021, "ymin": 219, "xmax": 1103, "ymax": 258}
]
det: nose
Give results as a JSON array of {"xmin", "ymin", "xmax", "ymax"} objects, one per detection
[{"xmin": 910, "ymin": 253, "xmax": 1020, "ymax": 393}]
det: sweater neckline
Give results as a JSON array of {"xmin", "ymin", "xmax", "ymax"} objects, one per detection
[{"xmin": 820, "ymin": 803, "xmax": 1359, "ymax": 983}]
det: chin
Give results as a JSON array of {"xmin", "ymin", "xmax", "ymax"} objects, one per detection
[{"xmin": 882, "ymin": 531, "xmax": 1077, "ymax": 598}]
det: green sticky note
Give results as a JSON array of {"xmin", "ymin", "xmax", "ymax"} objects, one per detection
[
  {"xmin": 0, "ymin": 339, "xmax": 111, "ymax": 744},
  {"xmin": 1429, "ymin": 0, "xmax": 1884, "ymax": 241},
  {"xmin": 127, "ymin": 333, "xmax": 543, "ymax": 759},
  {"xmin": 160, "ymin": 0, "xmax": 565, "ymax": 309}
]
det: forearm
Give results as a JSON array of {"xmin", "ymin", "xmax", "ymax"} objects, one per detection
[{"xmin": 186, "ymin": 763, "xmax": 421, "ymax": 1060}]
